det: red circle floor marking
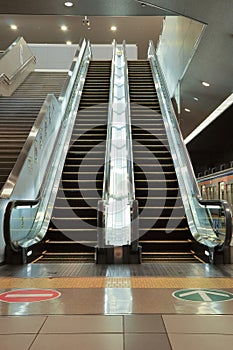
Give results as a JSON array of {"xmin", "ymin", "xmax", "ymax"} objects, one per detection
[{"xmin": 0, "ymin": 289, "xmax": 61, "ymax": 303}]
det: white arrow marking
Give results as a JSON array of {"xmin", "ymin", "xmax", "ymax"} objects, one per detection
[
  {"xmin": 5, "ymin": 293, "xmax": 54, "ymax": 298},
  {"xmin": 179, "ymin": 290, "xmax": 231, "ymax": 301}
]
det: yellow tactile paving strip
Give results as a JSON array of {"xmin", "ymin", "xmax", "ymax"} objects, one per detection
[{"xmin": 0, "ymin": 277, "xmax": 233, "ymax": 289}]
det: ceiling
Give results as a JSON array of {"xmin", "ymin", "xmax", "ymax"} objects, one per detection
[
  {"xmin": 0, "ymin": 0, "xmax": 232, "ymax": 138},
  {"xmin": 187, "ymin": 105, "xmax": 233, "ymax": 175},
  {"xmin": 0, "ymin": 15, "xmax": 164, "ymax": 60}
]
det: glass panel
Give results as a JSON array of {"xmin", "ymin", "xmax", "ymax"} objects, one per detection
[
  {"xmin": 4, "ymin": 41, "xmax": 92, "ymax": 248},
  {"xmin": 148, "ymin": 41, "xmax": 223, "ymax": 248},
  {"xmin": 0, "ymin": 37, "xmax": 36, "ymax": 96}
]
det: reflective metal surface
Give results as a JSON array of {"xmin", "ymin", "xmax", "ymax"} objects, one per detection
[
  {"xmin": 148, "ymin": 41, "xmax": 232, "ymax": 253},
  {"xmin": 0, "ymin": 37, "xmax": 36, "ymax": 96},
  {"xmin": 1, "ymin": 39, "xmax": 92, "ymax": 251},
  {"xmin": 100, "ymin": 42, "xmax": 136, "ymax": 247}
]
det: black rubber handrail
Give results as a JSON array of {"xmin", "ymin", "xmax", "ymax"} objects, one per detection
[
  {"xmin": 3, "ymin": 198, "xmax": 40, "ymax": 251},
  {"xmin": 198, "ymin": 198, "xmax": 232, "ymax": 248}
]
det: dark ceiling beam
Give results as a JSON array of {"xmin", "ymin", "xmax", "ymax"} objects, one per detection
[{"xmin": 0, "ymin": 0, "xmax": 169, "ymax": 16}]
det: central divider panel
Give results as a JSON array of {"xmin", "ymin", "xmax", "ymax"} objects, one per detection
[{"xmin": 96, "ymin": 42, "xmax": 140, "ymax": 264}]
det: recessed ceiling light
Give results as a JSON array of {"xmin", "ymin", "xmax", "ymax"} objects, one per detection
[
  {"xmin": 61, "ymin": 25, "xmax": 68, "ymax": 31},
  {"xmin": 202, "ymin": 81, "xmax": 210, "ymax": 87},
  {"xmin": 10, "ymin": 24, "xmax": 18, "ymax": 30},
  {"xmin": 66, "ymin": 41, "xmax": 72, "ymax": 45},
  {"xmin": 64, "ymin": 1, "xmax": 74, "ymax": 7},
  {"xmin": 111, "ymin": 26, "xmax": 117, "ymax": 31},
  {"xmin": 193, "ymin": 97, "xmax": 199, "ymax": 101},
  {"xmin": 185, "ymin": 108, "xmax": 191, "ymax": 112}
]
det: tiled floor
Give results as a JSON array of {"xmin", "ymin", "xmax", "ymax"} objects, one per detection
[
  {"xmin": 1, "ymin": 314, "xmax": 233, "ymax": 350},
  {"xmin": 1, "ymin": 262, "xmax": 233, "ymax": 349}
]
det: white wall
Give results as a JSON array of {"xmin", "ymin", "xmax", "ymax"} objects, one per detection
[
  {"xmin": 156, "ymin": 17, "xmax": 205, "ymax": 100},
  {"xmin": 28, "ymin": 44, "xmax": 77, "ymax": 70},
  {"xmin": 28, "ymin": 43, "xmax": 138, "ymax": 70},
  {"xmin": 91, "ymin": 44, "xmax": 137, "ymax": 60}
]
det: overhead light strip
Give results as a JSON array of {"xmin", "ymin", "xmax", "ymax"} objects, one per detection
[{"xmin": 184, "ymin": 93, "xmax": 233, "ymax": 144}]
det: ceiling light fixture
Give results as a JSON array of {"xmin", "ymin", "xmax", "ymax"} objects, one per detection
[
  {"xmin": 61, "ymin": 25, "xmax": 68, "ymax": 31},
  {"xmin": 111, "ymin": 26, "xmax": 117, "ymax": 31},
  {"xmin": 10, "ymin": 24, "xmax": 18, "ymax": 30},
  {"xmin": 64, "ymin": 1, "xmax": 74, "ymax": 7},
  {"xmin": 193, "ymin": 97, "xmax": 199, "ymax": 101},
  {"xmin": 185, "ymin": 108, "xmax": 191, "ymax": 112},
  {"xmin": 66, "ymin": 41, "xmax": 72, "ymax": 45},
  {"xmin": 202, "ymin": 81, "xmax": 210, "ymax": 87}
]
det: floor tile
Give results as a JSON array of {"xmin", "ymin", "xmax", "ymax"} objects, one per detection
[
  {"xmin": 0, "ymin": 334, "xmax": 35, "ymax": 350},
  {"xmin": 168, "ymin": 334, "xmax": 233, "ymax": 350},
  {"xmin": 0, "ymin": 316, "xmax": 46, "ymax": 334},
  {"xmin": 124, "ymin": 314, "xmax": 166, "ymax": 333},
  {"xmin": 125, "ymin": 333, "xmax": 171, "ymax": 350},
  {"xmin": 163, "ymin": 315, "xmax": 233, "ymax": 334},
  {"xmin": 40, "ymin": 315, "xmax": 122, "ymax": 333},
  {"xmin": 30, "ymin": 334, "xmax": 123, "ymax": 350}
]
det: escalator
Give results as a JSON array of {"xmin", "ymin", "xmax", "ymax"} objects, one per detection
[
  {"xmin": 34, "ymin": 61, "xmax": 111, "ymax": 263},
  {"xmin": 3, "ymin": 41, "xmax": 231, "ymax": 266},
  {"xmin": 0, "ymin": 72, "xmax": 67, "ymax": 192},
  {"xmin": 128, "ymin": 60, "xmax": 200, "ymax": 262}
]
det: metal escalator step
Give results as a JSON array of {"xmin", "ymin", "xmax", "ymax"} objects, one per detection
[
  {"xmin": 65, "ymin": 158, "xmax": 104, "ymax": 164},
  {"xmin": 141, "ymin": 253, "xmax": 198, "ymax": 262},
  {"xmin": 139, "ymin": 240, "xmax": 190, "ymax": 244},
  {"xmin": 133, "ymin": 143, "xmax": 169, "ymax": 147},
  {"xmin": 43, "ymin": 252, "xmax": 94, "ymax": 256},
  {"xmin": 133, "ymin": 128, "xmax": 165, "ymax": 131},
  {"xmin": 52, "ymin": 216, "xmax": 96, "ymax": 220},
  {"xmin": 139, "ymin": 227, "xmax": 189, "ymax": 231},
  {"xmin": 68, "ymin": 151, "xmax": 105, "ymax": 156},
  {"xmin": 53, "ymin": 206, "xmax": 97, "ymax": 210},
  {"xmin": 134, "ymin": 162, "xmax": 173, "ymax": 167},
  {"xmin": 61, "ymin": 179, "xmax": 102, "ymax": 183},
  {"xmin": 133, "ymin": 154, "xmax": 172, "ymax": 159},
  {"xmin": 69, "ymin": 140, "xmax": 106, "ymax": 144},
  {"xmin": 135, "ymin": 179, "xmax": 177, "ymax": 183},
  {"xmin": 56, "ymin": 196, "xmax": 98, "ymax": 200},
  {"xmin": 60, "ymin": 187, "xmax": 102, "ymax": 191},
  {"xmin": 135, "ymin": 173, "xmax": 176, "ymax": 181},
  {"xmin": 46, "ymin": 240, "xmax": 96, "ymax": 244},
  {"xmin": 0, "ymin": 149, "xmax": 22, "ymax": 154},
  {"xmin": 49, "ymin": 228, "xmax": 96, "ymax": 232}
]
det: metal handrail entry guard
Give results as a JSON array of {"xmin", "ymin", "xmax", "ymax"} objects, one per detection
[
  {"xmin": 0, "ymin": 37, "xmax": 36, "ymax": 96},
  {"xmin": 97, "ymin": 41, "xmax": 139, "ymax": 264},
  {"xmin": 2, "ymin": 39, "xmax": 92, "ymax": 262},
  {"xmin": 148, "ymin": 40, "xmax": 232, "ymax": 263}
]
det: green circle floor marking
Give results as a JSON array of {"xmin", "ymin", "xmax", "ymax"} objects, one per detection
[{"xmin": 173, "ymin": 288, "xmax": 233, "ymax": 302}]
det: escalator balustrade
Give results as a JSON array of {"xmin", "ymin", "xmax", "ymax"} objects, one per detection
[
  {"xmin": 34, "ymin": 61, "xmax": 111, "ymax": 263},
  {"xmin": 0, "ymin": 72, "xmax": 67, "ymax": 192}
]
